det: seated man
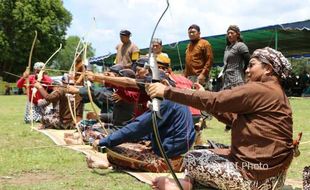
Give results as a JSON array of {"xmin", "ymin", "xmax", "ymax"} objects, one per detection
[
  {"xmin": 87, "ymin": 68, "xmax": 196, "ymax": 173},
  {"xmin": 92, "ymin": 99, "xmax": 195, "ymax": 173},
  {"xmin": 73, "ymin": 64, "xmax": 136, "ymax": 125},
  {"xmin": 148, "ymin": 47, "xmax": 295, "ymax": 190},
  {"xmin": 34, "ymin": 74, "xmax": 83, "ymax": 130}
]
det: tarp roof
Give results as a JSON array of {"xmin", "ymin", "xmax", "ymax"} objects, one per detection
[
  {"xmin": 147, "ymin": 19, "xmax": 310, "ymax": 69},
  {"xmin": 99, "ymin": 20, "xmax": 310, "ymax": 70}
]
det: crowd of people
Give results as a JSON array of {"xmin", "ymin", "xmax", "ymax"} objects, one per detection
[{"xmin": 16, "ymin": 25, "xmax": 304, "ymax": 190}]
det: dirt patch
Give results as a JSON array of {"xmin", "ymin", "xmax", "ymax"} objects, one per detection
[{"xmin": 0, "ymin": 171, "xmax": 63, "ymax": 186}]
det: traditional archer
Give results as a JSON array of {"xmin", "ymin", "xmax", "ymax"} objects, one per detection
[{"xmin": 16, "ymin": 62, "xmax": 52, "ymax": 123}]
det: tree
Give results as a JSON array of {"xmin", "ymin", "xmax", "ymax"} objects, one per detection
[
  {"xmin": 0, "ymin": 0, "xmax": 72, "ymax": 81},
  {"xmin": 290, "ymin": 57, "xmax": 310, "ymax": 76},
  {"xmin": 52, "ymin": 35, "xmax": 95, "ymax": 71}
]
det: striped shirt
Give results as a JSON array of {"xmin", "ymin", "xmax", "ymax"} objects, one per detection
[{"xmin": 222, "ymin": 42, "xmax": 249, "ymax": 89}]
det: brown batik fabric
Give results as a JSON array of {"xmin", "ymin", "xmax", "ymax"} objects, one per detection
[
  {"xmin": 42, "ymin": 107, "xmax": 74, "ymax": 130},
  {"xmin": 184, "ymin": 149, "xmax": 287, "ymax": 190},
  {"xmin": 106, "ymin": 142, "xmax": 183, "ymax": 173}
]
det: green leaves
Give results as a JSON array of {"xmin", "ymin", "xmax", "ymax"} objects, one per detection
[
  {"xmin": 52, "ymin": 36, "xmax": 95, "ymax": 71},
  {"xmin": 0, "ymin": 0, "xmax": 72, "ymax": 81}
]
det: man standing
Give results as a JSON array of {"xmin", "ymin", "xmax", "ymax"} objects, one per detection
[
  {"xmin": 115, "ymin": 30, "xmax": 140, "ymax": 70},
  {"xmin": 184, "ymin": 24, "xmax": 213, "ymax": 87}
]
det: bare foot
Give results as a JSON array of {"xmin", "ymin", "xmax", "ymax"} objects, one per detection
[
  {"xmin": 37, "ymin": 124, "xmax": 45, "ymax": 130},
  {"xmin": 86, "ymin": 155, "xmax": 110, "ymax": 169},
  {"xmin": 64, "ymin": 137, "xmax": 83, "ymax": 145},
  {"xmin": 64, "ymin": 132, "xmax": 74, "ymax": 138},
  {"xmin": 151, "ymin": 176, "xmax": 192, "ymax": 190}
]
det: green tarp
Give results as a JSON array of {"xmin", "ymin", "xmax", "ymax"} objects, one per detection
[{"xmin": 104, "ymin": 20, "xmax": 310, "ymax": 70}]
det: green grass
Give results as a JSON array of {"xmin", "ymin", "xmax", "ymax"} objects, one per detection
[
  {"xmin": 0, "ymin": 95, "xmax": 150, "ymax": 190},
  {"xmin": 0, "ymin": 95, "xmax": 309, "ymax": 189}
]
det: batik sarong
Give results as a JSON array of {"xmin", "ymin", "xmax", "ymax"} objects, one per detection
[
  {"xmin": 184, "ymin": 149, "xmax": 286, "ymax": 190},
  {"xmin": 24, "ymin": 101, "xmax": 44, "ymax": 123},
  {"xmin": 42, "ymin": 105, "xmax": 73, "ymax": 130},
  {"xmin": 107, "ymin": 142, "xmax": 183, "ymax": 173}
]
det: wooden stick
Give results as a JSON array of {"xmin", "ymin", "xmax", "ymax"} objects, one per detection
[{"xmin": 3, "ymin": 71, "xmax": 22, "ymax": 78}]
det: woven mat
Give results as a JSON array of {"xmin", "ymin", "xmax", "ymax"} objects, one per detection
[
  {"xmin": 33, "ymin": 128, "xmax": 183, "ymax": 186},
  {"xmin": 34, "ymin": 128, "xmax": 302, "ymax": 189}
]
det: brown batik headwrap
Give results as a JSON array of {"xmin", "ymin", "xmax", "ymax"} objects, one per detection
[
  {"xmin": 251, "ymin": 47, "xmax": 292, "ymax": 79},
  {"xmin": 226, "ymin": 25, "xmax": 243, "ymax": 44},
  {"xmin": 227, "ymin": 25, "xmax": 240, "ymax": 34}
]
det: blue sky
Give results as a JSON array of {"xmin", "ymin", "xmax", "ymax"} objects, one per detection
[{"xmin": 63, "ymin": 0, "xmax": 310, "ymax": 57}]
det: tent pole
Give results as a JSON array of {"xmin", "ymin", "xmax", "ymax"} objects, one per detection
[{"xmin": 275, "ymin": 28, "xmax": 278, "ymax": 50}]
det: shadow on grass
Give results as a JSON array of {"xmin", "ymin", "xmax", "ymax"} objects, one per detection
[{"xmin": 90, "ymin": 168, "xmax": 123, "ymax": 176}]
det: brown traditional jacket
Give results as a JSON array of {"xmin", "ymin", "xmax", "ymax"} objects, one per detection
[
  {"xmin": 184, "ymin": 38, "xmax": 213, "ymax": 77},
  {"xmin": 38, "ymin": 87, "xmax": 83, "ymax": 125},
  {"xmin": 164, "ymin": 76, "xmax": 294, "ymax": 180}
]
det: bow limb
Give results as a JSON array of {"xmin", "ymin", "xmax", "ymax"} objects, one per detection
[
  {"xmin": 27, "ymin": 31, "xmax": 38, "ymax": 69},
  {"xmin": 36, "ymin": 43, "xmax": 63, "ymax": 83},
  {"xmin": 82, "ymin": 42, "xmax": 109, "ymax": 135},
  {"xmin": 70, "ymin": 17, "xmax": 96, "ymax": 73},
  {"xmin": 147, "ymin": 1, "xmax": 183, "ymax": 189},
  {"xmin": 26, "ymin": 31, "xmax": 38, "ymax": 95},
  {"xmin": 70, "ymin": 39, "xmax": 83, "ymax": 72},
  {"xmin": 69, "ymin": 42, "xmax": 84, "ymax": 74},
  {"xmin": 27, "ymin": 31, "xmax": 37, "ymax": 129},
  {"xmin": 86, "ymin": 80, "xmax": 109, "ymax": 136},
  {"xmin": 66, "ymin": 93, "xmax": 84, "ymax": 145}
]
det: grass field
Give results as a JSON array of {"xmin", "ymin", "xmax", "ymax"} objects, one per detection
[{"xmin": 0, "ymin": 95, "xmax": 309, "ymax": 189}]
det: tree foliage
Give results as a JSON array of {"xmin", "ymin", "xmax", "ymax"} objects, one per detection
[
  {"xmin": 52, "ymin": 36, "xmax": 95, "ymax": 71},
  {"xmin": 290, "ymin": 58, "xmax": 310, "ymax": 76},
  {"xmin": 0, "ymin": 0, "xmax": 72, "ymax": 81}
]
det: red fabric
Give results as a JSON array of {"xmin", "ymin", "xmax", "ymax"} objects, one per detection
[
  {"xmin": 116, "ymin": 88, "xmax": 149, "ymax": 117},
  {"xmin": 169, "ymin": 73, "xmax": 200, "ymax": 116},
  {"xmin": 105, "ymin": 84, "xmax": 150, "ymax": 118},
  {"xmin": 16, "ymin": 74, "xmax": 52, "ymax": 104}
]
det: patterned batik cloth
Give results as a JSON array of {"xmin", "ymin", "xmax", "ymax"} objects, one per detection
[
  {"xmin": 304, "ymin": 166, "xmax": 310, "ymax": 190},
  {"xmin": 41, "ymin": 105, "xmax": 74, "ymax": 130},
  {"xmin": 184, "ymin": 149, "xmax": 286, "ymax": 190},
  {"xmin": 24, "ymin": 101, "xmax": 45, "ymax": 123},
  {"xmin": 106, "ymin": 142, "xmax": 184, "ymax": 173}
]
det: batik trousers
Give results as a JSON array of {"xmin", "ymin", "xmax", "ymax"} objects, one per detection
[{"xmin": 184, "ymin": 149, "xmax": 286, "ymax": 190}]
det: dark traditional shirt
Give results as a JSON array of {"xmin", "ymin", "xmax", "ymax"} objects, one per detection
[
  {"xmin": 99, "ymin": 100, "xmax": 196, "ymax": 158},
  {"xmin": 164, "ymin": 76, "xmax": 294, "ymax": 180}
]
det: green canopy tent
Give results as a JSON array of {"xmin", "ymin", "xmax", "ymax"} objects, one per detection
[{"xmin": 99, "ymin": 20, "xmax": 310, "ymax": 70}]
